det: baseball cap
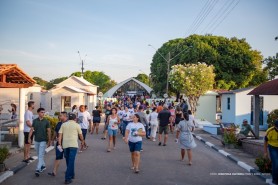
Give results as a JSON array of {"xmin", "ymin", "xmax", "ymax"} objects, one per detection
[
  {"xmin": 68, "ymin": 113, "xmax": 76, "ymax": 120},
  {"xmin": 243, "ymin": 119, "xmax": 248, "ymax": 123}
]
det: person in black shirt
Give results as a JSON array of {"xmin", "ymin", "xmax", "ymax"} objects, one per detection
[
  {"xmin": 91, "ymin": 106, "xmax": 102, "ymax": 134},
  {"xmin": 101, "ymin": 105, "xmax": 112, "ymax": 140},
  {"xmin": 158, "ymin": 105, "xmax": 171, "ymax": 146}
]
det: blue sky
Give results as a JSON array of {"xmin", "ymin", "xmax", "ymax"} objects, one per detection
[{"xmin": 0, "ymin": 0, "xmax": 277, "ymax": 83}]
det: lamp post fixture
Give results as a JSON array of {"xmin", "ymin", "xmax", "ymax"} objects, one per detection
[{"xmin": 148, "ymin": 44, "xmax": 192, "ymax": 95}]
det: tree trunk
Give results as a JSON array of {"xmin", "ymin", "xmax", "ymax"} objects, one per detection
[
  {"xmin": 188, "ymin": 96, "xmax": 200, "ymax": 115},
  {"xmin": 175, "ymin": 91, "xmax": 180, "ymax": 102}
]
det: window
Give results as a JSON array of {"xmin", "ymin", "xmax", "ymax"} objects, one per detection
[
  {"xmin": 227, "ymin": 97, "xmax": 230, "ymax": 110},
  {"xmin": 30, "ymin": 93, "xmax": 33, "ymax": 100}
]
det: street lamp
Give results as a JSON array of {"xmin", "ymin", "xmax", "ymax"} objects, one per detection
[{"xmin": 148, "ymin": 44, "xmax": 192, "ymax": 95}]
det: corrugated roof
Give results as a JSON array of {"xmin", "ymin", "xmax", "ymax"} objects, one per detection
[
  {"xmin": 248, "ymin": 78, "xmax": 278, "ymax": 95},
  {"xmin": 103, "ymin": 77, "xmax": 153, "ymax": 97}
]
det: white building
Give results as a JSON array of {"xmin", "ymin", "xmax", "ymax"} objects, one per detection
[
  {"xmin": 42, "ymin": 76, "xmax": 98, "ymax": 114},
  {"xmin": 220, "ymin": 87, "xmax": 278, "ymax": 130}
]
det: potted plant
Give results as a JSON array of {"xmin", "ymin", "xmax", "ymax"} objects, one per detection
[
  {"xmin": 255, "ymin": 155, "xmax": 272, "ymax": 173},
  {"xmin": 0, "ymin": 146, "xmax": 9, "ymax": 172}
]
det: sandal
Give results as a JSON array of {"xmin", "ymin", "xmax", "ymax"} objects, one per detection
[
  {"xmin": 134, "ymin": 168, "xmax": 140, "ymax": 173},
  {"xmin": 130, "ymin": 166, "xmax": 135, "ymax": 170},
  {"xmin": 48, "ymin": 172, "xmax": 56, "ymax": 176},
  {"xmin": 107, "ymin": 149, "xmax": 111, "ymax": 152}
]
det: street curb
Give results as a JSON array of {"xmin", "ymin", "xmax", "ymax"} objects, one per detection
[
  {"xmin": 192, "ymin": 133, "xmax": 273, "ymax": 184},
  {"xmin": 0, "ymin": 146, "xmax": 54, "ymax": 183}
]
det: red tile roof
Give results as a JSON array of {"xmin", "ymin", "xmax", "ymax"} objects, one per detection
[{"xmin": 248, "ymin": 78, "xmax": 278, "ymax": 95}]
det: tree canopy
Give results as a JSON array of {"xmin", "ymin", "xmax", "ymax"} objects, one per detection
[
  {"xmin": 71, "ymin": 71, "xmax": 117, "ymax": 93},
  {"xmin": 135, "ymin": 73, "xmax": 150, "ymax": 86},
  {"xmin": 150, "ymin": 34, "xmax": 267, "ymax": 94},
  {"xmin": 264, "ymin": 53, "xmax": 278, "ymax": 80},
  {"xmin": 169, "ymin": 63, "xmax": 215, "ymax": 114}
]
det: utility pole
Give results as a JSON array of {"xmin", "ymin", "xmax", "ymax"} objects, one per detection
[
  {"xmin": 166, "ymin": 52, "xmax": 170, "ymax": 95},
  {"xmin": 77, "ymin": 51, "xmax": 86, "ymax": 78}
]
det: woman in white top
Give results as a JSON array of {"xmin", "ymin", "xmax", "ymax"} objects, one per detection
[
  {"xmin": 107, "ymin": 108, "xmax": 120, "ymax": 152},
  {"xmin": 149, "ymin": 107, "xmax": 159, "ymax": 141},
  {"xmin": 124, "ymin": 114, "xmax": 146, "ymax": 173},
  {"xmin": 188, "ymin": 110, "xmax": 196, "ymax": 126}
]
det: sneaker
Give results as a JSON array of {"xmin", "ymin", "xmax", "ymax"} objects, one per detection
[
  {"xmin": 40, "ymin": 166, "xmax": 46, "ymax": 172},
  {"xmin": 158, "ymin": 142, "xmax": 161, "ymax": 146},
  {"xmin": 22, "ymin": 159, "xmax": 30, "ymax": 163},
  {"xmin": 35, "ymin": 170, "xmax": 40, "ymax": 177},
  {"xmin": 28, "ymin": 157, "xmax": 34, "ymax": 160},
  {"xmin": 65, "ymin": 179, "xmax": 73, "ymax": 184},
  {"xmin": 163, "ymin": 143, "xmax": 167, "ymax": 146},
  {"xmin": 153, "ymin": 139, "xmax": 156, "ymax": 142}
]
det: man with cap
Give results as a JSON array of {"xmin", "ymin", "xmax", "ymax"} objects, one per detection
[
  {"xmin": 237, "ymin": 119, "xmax": 256, "ymax": 140},
  {"xmin": 264, "ymin": 120, "xmax": 278, "ymax": 185},
  {"xmin": 58, "ymin": 113, "xmax": 85, "ymax": 184}
]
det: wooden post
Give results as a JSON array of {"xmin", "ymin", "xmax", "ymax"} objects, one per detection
[{"xmin": 253, "ymin": 95, "xmax": 260, "ymax": 139}]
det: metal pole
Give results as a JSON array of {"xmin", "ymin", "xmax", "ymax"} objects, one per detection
[{"xmin": 166, "ymin": 52, "xmax": 170, "ymax": 95}]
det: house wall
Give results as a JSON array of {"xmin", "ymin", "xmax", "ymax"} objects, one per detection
[
  {"xmin": 221, "ymin": 94, "xmax": 236, "ymax": 124},
  {"xmin": 234, "ymin": 89, "xmax": 253, "ymax": 125},
  {"xmin": 195, "ymin": 94, "xmax": 217, "ymax": 124},
  {"xmin": 262, "ymin": 95, "xmax": 278, "ymax": 129}
]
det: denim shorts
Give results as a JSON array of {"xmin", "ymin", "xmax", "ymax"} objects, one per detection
[
  {"xmin": 108, "ymin": 128, "xmax": 117, "ymax": 136},
  {"xmin": 55, "ymin": 144, "xmax": 64, "ymax": 160},
  {"xmin": 128, "ymin": 141, "xmax": 142, "ymax": 152},
  {"xmin": 81, "ymin": 129, "xmax": 88, "ymax": 139},
  {"xmin": 93, "ymin": 117, "xmax": 101, "ymax": 123}
]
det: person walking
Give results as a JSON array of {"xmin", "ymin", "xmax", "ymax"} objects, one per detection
[
  {"xmin": 124, "ymin": 114, "xmax": 146, "ymax": 173},
  {"xmin": 107, "ymin": 108, "xmax": 120, "ymax": 152},
  {"xmin": 137, "ymin": 106, "xmax": 149, "ymax": 139},
  {"xmin": 91, "ymin": 106, "xmax": 102, "ymax": 134},
  {"xmin": 28, "ymin": 108, "xmax": 51, "ymax": 177},
  {"xmin": 77, "ymin": 105, "xmax": 92, "ymax": 152},
  {"xmin": 122, "ymin": 106, "xmax": 132, "ymax": 139},
  {"xmin": 150, "ymin": 107, "xmax": 158, "ymax": 142},
  {"xmin": 264, "ymin": 120, "xmax": 278, "ymax": 185},
  {"xmin": 48, "ymin": 112, "xmax": 67, "ymax": 177},
  {"xmin": 23, "ymin": 101, "xmax": 35, "ymax": 163},
  {"xmin": 102, "ymin": 105, "xmax": 112, "ymax": 140},
  {"xmin": 175, "ymin": 107, "xmax": 183, "ymax": 128},
  {"xmin": 175, "ymin": 113, "xmax": 196, "ymax": 166},
  {"xmin": 58, "ymin": 113, "xmax": 85, "ymax": 184},
  {"xmin": 158, "ymin": 105, "xmax": 171, "ymax": 146},
  {"xmin": 169, "ymin": 106, "xmax": 175, "ymax": 134}
]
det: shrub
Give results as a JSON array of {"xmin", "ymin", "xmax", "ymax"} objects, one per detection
[
  {"xmin": 223, "ymin": 128, "xmax": 237, "ymax": 145},
  {"xmin": 44, "ymin": 116, "xmax": 59, "ymax": 137},
  {"xmin": 267, "ymin": 109, "xmax": 278, "ymax": 128},
  {"xmin": 255, "ymin": 155, "xmax": 272, "ymax": 173},
  {"xmin": 0, "ymin": 147, "xmax": 9, "ymax": 164}
]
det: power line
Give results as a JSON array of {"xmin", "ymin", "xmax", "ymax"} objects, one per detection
[
  {"xmin": 184, "ymin": 0, "xmax": 212, "ymax": 37},
  {"xmin": 190, "ymin": 0, "xmax": 219, "ymax": 35},
  {"xmin": 201, "ymin": 0, "xmax": 233, "ymax": 34},
  {"xmin": 210, "ymin": 0, "xmax": 240, "ymax": 33}
]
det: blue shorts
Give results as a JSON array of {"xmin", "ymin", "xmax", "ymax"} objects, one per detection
[
  {"xmin": 128, "ymin": 141, "xmax": 142, "ymax": 152},
  {"xmin": 108, "ymin": 128, "xmax": 117, "ymax": 136},
  {"xmin": 55, "ymin": 144, "xmax": 64, "ymax": 160},
  {"xmin": 82, "ymin": 129, "xmax": 88, "ymax": 139}
]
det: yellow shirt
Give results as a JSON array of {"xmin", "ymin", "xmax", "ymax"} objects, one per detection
[
  {"xmin": 59, "ymin": 120, "xmax": 82, "ymax": 148},
  {"xmin": 265, "ymin": 127, "xmax": 278, "ymax": 147}
]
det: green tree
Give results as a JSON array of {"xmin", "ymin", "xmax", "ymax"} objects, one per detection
[
  {"xmin": 150, "ymin": 34, "xmax": 266, "ymax": 94},
  {"xmin": 71, "ymin": 71, "xmax": 117, "ymax": 93},
  {"xmin": 135, "ymin": 73, "xmax": 150, "ymax": 86},
  {"xmin": 169, "ymin": 63, "xmax": 215, "ymax": 114},
  {"xmin": 264, "ymin": 53, "xmax": 278, "ymax": 80},
  {"xmin": 46, "ymin": 77, "xmax": 68, "ymax": 90},
  {"xmin": 33, "ymin": 77, "xmax": 48, "ymax": 89}
]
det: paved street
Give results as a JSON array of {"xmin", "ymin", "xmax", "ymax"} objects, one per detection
[{"xmin": 2, "ymin": 125, "xmax": 266, "ymax": 185}]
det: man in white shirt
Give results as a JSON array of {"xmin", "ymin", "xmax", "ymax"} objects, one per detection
[
  {"xmin": 77, "ymin": 105, "xmax": 92, "ymax": 152},
  {"xmin": 23, "ymin": 101, "xmax": 35, "ymax": 163},
  {"xmin": 128, "ymin": 103, "xmax": 135, "ymax": 116}
]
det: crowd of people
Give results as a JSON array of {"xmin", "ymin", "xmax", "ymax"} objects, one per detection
[{"xmin": 22, "ymin": 96, "xmax": 278, "ymax": 185}]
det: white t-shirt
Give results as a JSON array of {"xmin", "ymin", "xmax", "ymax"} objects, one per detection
[
  {"xmin": 149, "ymin": 112, "xmax": 158, "ymax": 125},
  {"xmin": 78, "ymin": 111, "xmax": 91, "ymax": 129},
  {"xmin": 123, "ymin": 111, "xmax": 132, "ymax": 121},
  {"xmin": 128, "ymin": 108, "xmax": 135, "ymax": 115},
  {"xmin": 189, "ymin": 115, "xmax": 195, "ymax": 124},
  {"xmin": 24, "ymin": 110, "xmax": 33, "ymax": 132},
  {"xmin": 108, "ymin": 116, "xmax": 119, "ymax": 130},
  {"xmin": 117, "ymin": 110, "xmax": 124, "ymax": 119},
  {"xmin": 126, "ymin": 122, "xmax": 145, "ymax": 143}
]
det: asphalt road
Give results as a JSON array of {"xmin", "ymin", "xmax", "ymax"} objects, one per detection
[{"xmin": 2, "ymin": 127, "xmax": 266, "ymax": 185}]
